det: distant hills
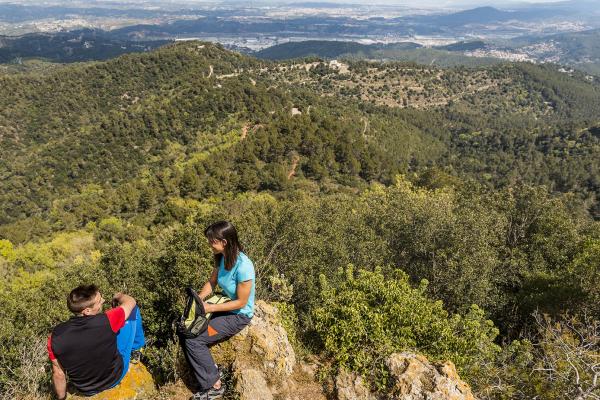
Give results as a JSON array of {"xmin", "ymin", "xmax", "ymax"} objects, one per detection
[
  {"xmin": 106, "ymin": 5, "xmax": 573, "ymax": 41},
  {"xmin": 0, "ymin": 29, "xmax": 170, "ymax": 63},
  {"xmin": 255, "ymin": 41, "xmax": 421, "ymax": 60},
  {"xmin": 254, "ymin": 28, "xmax": 600, "ymax": 76},
  {"xmin": 408, "ymin": 6, "xmax": 559, "ymax": 27},
  {"xmin": 254, "ymin": 40, "xmax": 504, "ymax": 68}
]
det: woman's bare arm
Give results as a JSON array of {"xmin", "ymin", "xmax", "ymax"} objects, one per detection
[
  {"xmin": 198, "ymin": 267, "xmax": 218, "ymax": 300},
  {"xmin": 204, "ymin": 280, "xmax": 251, "ymax": 313}
]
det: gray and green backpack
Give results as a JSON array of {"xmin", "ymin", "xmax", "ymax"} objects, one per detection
[{"xmin": 176, "ymin": 287, "xmax": 230, "ymax": 338}]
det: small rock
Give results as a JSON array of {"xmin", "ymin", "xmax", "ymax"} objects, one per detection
[
  {"xmin": 299, "ymin": 362, "xmax": 319, "ymax": 380},
  {"xmin": 234, "ymin": 368, "xmax": 273, "ymax": 400},
  {"xmin": 335, "ymin": 369, "xmax": 376, "ymax": 400}
]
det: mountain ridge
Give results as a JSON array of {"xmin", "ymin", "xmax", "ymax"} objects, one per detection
[{"xmin": 0, "ymin": 41, "xmax": 599, "ymax": 241}]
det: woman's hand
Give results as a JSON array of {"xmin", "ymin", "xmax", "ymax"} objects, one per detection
[
  {"xmin": 203, "ymin": 302, "xmax": 215, "ymax": 314},
  {"xmin": 203, "ymin": 280, "xmax": 252, "ymax": 314}
]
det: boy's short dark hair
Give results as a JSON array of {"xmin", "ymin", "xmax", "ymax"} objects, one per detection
[{"xmin": 67, "ymin": 284, "xmax": 99, "ymax": 313}]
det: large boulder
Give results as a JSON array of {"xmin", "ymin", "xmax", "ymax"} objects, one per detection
[
  {"xmin": 334, "ymin": 352, "xmax": 476, "ymax": 400},
  {"xmin": 386, "ymin": 352, "xmax": 476, "ymax": 400},
  {"xmin": 211, "ymin": 300, "xmax": 325, "ymax": 400}
]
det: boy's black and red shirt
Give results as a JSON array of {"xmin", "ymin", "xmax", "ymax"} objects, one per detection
[{"xmin": 47, "ymin": 307, "xmax": 126, "ymax": 395}]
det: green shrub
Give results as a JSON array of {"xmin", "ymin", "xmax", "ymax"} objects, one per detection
[
  {"xmin": 313, "ymin": 266, "xmax": 500, "ymax": 390},
  {"xmin": 273, "ymin": 302, "xmax": 304, "ymax": 355}
]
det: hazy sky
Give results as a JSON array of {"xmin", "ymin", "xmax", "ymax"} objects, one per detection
[
  {"xmin": 0, "ymin": 0, "xmax": 580, "ymax": 9},
  {"xmin": 377, "ymin": 0, "xmax": 566, "ymax": 5},
  {"xmin": 0, "ymin": 0, "xmax": 572, "ymax": 3},
  {"xmin": 228, "ymin": 0, "xmax": 570, "ymax": 4},
  {"xmin": 283, "ymin": 0, "xmax": 570, "ymax": 5}
]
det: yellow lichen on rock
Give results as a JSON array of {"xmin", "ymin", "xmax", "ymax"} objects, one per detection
[{"xmin": 69, "ymin": 363, "xmax": 156, "ymax": 400}]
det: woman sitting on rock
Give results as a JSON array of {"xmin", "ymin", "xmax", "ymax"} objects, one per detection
[{"xmin": 181, "ymin": 220, "xmax": 255, "ymax": 400}]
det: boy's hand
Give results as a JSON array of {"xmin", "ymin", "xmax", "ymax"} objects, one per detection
[{"xmin": 112, "ymin": 292, "xmax": 123, "ymax": 308}]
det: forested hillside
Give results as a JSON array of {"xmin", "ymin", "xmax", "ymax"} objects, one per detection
[
  {"xmin": 265, "ymin": 59, "xmax": 600, "ymax": 217},
  {"xmin": 1, "ymin": 42, "xmax": 599, "ymax": 399},
  {"xmin": 255, "ymin": 40, "xmax": 501, "ymax": 67},
  {"xmin": 0, "ymin": 29, "xmax": 169, "ymax": 63},
  {"xmin": 0, "ymin": 43, "xmax": 446, "ymax": 237}
]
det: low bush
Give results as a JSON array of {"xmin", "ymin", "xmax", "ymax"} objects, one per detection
[{"xmin": 313, "ymin": 266, "xmax": 500, "ymax": 391}]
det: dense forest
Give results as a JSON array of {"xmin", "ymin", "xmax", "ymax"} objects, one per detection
[
  {"xmin": 1, "ymin": 42, "xmax": 599, "ymax": 399},
  {"xmin": 0, "ymin": 29, "xmax": 170, "ymax": 63}
]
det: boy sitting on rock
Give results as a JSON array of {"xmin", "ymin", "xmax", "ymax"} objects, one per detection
[{"xmin": 48, "ymin": 284, "xmax": 145, "ymax": 399}]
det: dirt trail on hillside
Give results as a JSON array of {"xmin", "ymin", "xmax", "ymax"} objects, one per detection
[
  {"xmin": 241, "ymin": 124, "xmax": 249, "ymax": 140},
  {"xmin": 288, "ymin": 154, "xmax": 300, "ymax": 179},
  {"xmin": 241, "ymin": 123, "xmax": 264, "ymax": 140}
]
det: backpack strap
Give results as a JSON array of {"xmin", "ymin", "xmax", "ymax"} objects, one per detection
[{"xmin": 185, "ymin": 286, "xmax": 205, "ymax": 316}]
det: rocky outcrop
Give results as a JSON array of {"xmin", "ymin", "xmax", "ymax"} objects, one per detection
[
  {"xmin": 385, "ymin": 352, "xmax": 475, "ymax": 400},
  {"xmin": 212, "ymin": 300, "xmax": 325, "ymax": 400},
  {"xmin": 334, "ymin": 353, "xmax": 476, "ymax": 400}
]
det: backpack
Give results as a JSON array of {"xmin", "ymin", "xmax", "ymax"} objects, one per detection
[{"xmin": 176, "ymin": 287, "xmax": 230, "ymax": 338}]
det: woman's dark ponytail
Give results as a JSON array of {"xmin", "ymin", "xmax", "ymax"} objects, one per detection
[{"xmin": 204, "ymin": 221, "xmax": 243, "ymax": 271}]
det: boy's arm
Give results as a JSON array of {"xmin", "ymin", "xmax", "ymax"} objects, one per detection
[
  {"xmin": 51, "ymin": 359, "xmax": 67, "ymax": 400},
  {"xmin": 112, "ymin": 292, "xmax": 136, "ymax": 320}
]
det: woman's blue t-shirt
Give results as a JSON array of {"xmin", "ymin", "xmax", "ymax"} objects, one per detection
[{"xmin": 217, "ymin": 252, "xmax": 255, "ymax": 318}]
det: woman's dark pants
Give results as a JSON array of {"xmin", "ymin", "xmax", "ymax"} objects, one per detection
[{"xmin": 180, "ymin": 313, "xmax": 251, "ymax": 391}]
